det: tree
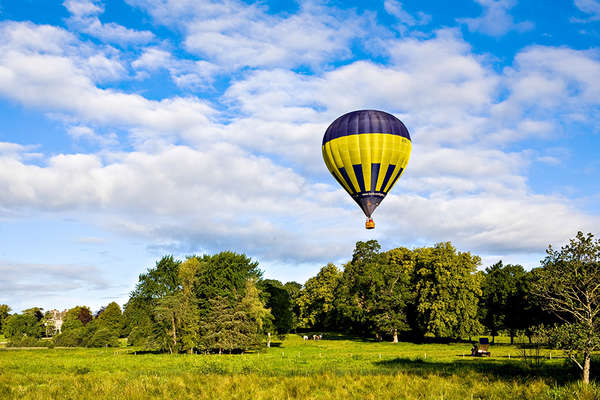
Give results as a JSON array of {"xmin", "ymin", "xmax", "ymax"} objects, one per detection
[
  {"xmin": 259, "ymin": 279, "xmax": 293, "ymax": 334},
  {"xmin": 336, "ymin": 243, "xmax": 414, "ymax": 341},
  {"xmin": 193, "ymin": 251, "xmax": 262, "ymax": 315},
  {"xmin": 177, "ymin": 257, "xmax": 201, "ymax": 354},
  {"xmin": 297, "ymin": 263, "xmax": 341, "ymax": 330},
  {"xmin": 532, "ymin": 231, "xmax": 600, "ymax": 384},
  {"xmin": 63, "ymin": 306, "xmax": 93, "ymax": 328},
  {"xmin": 200, "ymin": 279, "xmax": 271, "ymax": 353},
  {"xmin": 283, "ymin": 281, "xmax": 302, "ymax": 332},
  {"xmin": 0, "ymin": 304, "xmax": 12, "ymax": 331},
  {"xmin": 125, "ymin": 255, "xmax": 182, "ymax": 350},
  {"xmin": 96, "ymin": 302, "xmax": 122, "ymax": 334},
  {"xmin": 413, "ymin": 242, "xmax": 483, "ymax": 338},
  {"xmin": 480, "ymin": 261, "xmax": 528, "ymax": 344},
  {"xmin": 3, "ymin": 312, "xmax": 42, "ymax": 339}
]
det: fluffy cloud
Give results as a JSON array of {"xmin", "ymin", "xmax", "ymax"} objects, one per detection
[
  {"xmin": 64, "ymin": 0, "xmax": 155, "ymax": 45},
  {"xmin": 126, "ymin": 0, "xmax": 362, "ymax": 70},
  {"xmin": 572, "ymin": 0, "xmax": 600, "ymax": 22},
  {"xmin": 0, "ymin": 2, "xmax": 599, "ymax": 280},
  {"xmin": 458, "ymin": 0, "xmax": 534, "ymax": 36}
]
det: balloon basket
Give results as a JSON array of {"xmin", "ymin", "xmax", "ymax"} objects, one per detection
[{"xmin": 365, "ymin": 218, "xmax": 375, "ymax": 229}]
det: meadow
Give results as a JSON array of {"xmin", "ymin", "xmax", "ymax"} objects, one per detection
[{"xmin": 0, "ymin": 334, "xmax": 598, "ymax": 400}]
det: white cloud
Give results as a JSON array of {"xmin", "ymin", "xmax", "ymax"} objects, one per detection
[
  {"xmin": 132, "ymin": 47, "xmax": 219, "ymax": 88},
  {"xmin": 64, "ymin": 0, "xmax": 155, "ymax": 46},
  {"xmin": 126, "ymin": 0, "xmax": 362, "ymax": 70},
  {"xmin": 384, "ymin": 0, "xmax": 431, "ymax": 29},
  {"xmin": 0, "ymin": 261, "xmax": 110, "ymax": 299},
  {"xmin": 458, "ymin": 0, "xmax": 534, "ymax": 36},
  {"xmin": 572, "ymin": 0, "xmax": 600, "ymax": 22}
]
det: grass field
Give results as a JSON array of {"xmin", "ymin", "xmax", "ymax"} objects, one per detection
[{"xmin": 0, "ymin": 334, "xmax": 597, "ymax": 399}]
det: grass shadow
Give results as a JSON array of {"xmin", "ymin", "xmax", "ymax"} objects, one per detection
[{"xmin": 375, "ymin": 357, "xmax": 580, "ymax": 385}]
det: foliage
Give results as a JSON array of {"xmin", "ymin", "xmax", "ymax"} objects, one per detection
[
  {"xmin": 259, "ymin": 279, "xmax": 294, "ymax": 334},
  {"xmin": 53, "ymin": 327, "xmax": 86, "ymax": 347},
  {"xmin": 2, "ymin": 313, "xmax": 43, "ymax": 339},
  {"xmin": 200, "ymin": 279, "xmax": 271, "ymax": 353},
  {"xmin": 296, "ymin": 263, "xmax": 341, "ymax": 330},
  {"xmin": 533, "ymin": 231, "xmax": 600, "ymax": 384},
  {"xmin": 64, "ymin": 306, "xmax": 93, "ymax": 327},
  {"xmin": 87, "ymin": 327, "xmax": 119, "ymax": 348},
  {"xmin": 413, "ymin": 242, "xmax": 483, "ymax": 338},
  {"xmin": 0, "ymin": 304, "xmax": 11, "ymax": 332},
  {"xmin": 95, "ymin": 302, "xmax": 122, "ymax": 334},
  {"xmin": 335, "ymin": 242, "xmax": 414, "ymax": 340},
  {"xmin": 480, "ymin": 261, "xmax": 529, "ymax": 343}
]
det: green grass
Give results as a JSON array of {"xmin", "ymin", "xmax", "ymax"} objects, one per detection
[{"xmin": 0, "ymin": 334, "xmax": 597, "ymax": 399}]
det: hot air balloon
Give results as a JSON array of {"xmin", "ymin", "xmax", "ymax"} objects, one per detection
[{"xmin": 322, "ymin": 110, "xmax": 411, "ymax": 229}]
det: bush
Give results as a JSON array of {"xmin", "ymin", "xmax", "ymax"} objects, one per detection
[
  {"xmin": 87, "ymin": 328, "xmax": 119, "ymax": 348},
  {"xmin": 53, "ymin": 328, "xmax": 86, "ymax": 347},
  {"xmin": 7, "ymin": 336, "xmax": 47, "ymax": 347}
]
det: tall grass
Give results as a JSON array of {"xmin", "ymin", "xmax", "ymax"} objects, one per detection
[{"xmin": 0, "ymin": 334, "xmax": 597, "ymax": 399}]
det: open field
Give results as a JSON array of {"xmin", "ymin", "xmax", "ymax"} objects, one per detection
[{"xmin": 0, "ymin": 334, "xmax": 597, "ymax": 400}]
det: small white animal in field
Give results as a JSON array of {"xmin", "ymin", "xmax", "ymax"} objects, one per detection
[{"xmin": 303, "ymin": 335, "xmax": 308, "ymax": 341}]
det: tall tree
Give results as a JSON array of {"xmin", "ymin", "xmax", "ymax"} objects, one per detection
[
  {"xmin": 532, "ymin": 231, "xmax": 600, "ymax": 384},
  {"xmin": 480, "ymin": 261, "xmax": 528, "ymax": 344},
  {"xmin": 260, "ymin": 279, "xmax": 293, "ymax": 334},
  {"xmin": 96, "ymin": 302, "xmax": 122, "ymax": 334},
  {"xmin": 336, "ymin": 244, "xmax": 414, "ymax": 341},
  {"xmin": 0, "ymin": 304, "xmax": 12, "ymax": 331},
  {"xmin": 413, "ymin": 242, "xmax": 483, "ymax": 338},
  {"xmin": 3, "ymin": 312, "xmax": 42, "ymax": 338},
  {"xmin": 200, "ymin": 279, "xmax": 271, "ymax": 353},
  {"xmin": 297, "ymin": 263, "xmax": 341, "ymax": 330},
  {"xmin": 125, "ymin": 255, "xmax": 182, "ymax": 349},
  {"xmin": 283, "ymin": 281, "xmax": 302, "ymax": 332}
]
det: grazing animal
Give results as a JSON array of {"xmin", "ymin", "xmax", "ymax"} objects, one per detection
[{"xmin": 303, "ymin": 335, "xmax": 309, "ymax": 341}]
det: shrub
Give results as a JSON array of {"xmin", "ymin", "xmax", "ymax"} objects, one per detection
[
  {"xmin": 7, "ymin": 336, "xmax": 46, "ymax": 347},
  {"xmin": 53, "ymin": 328, "xmax": 86, "ymax": 347},
  {"xmin": 87, "ymin": 328, "xmax": 119, "ymax": 348}
]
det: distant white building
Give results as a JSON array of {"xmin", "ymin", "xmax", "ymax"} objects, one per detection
[{"xmin": 44, "ymin": 309, "xmax": 66, "ymax": 336}]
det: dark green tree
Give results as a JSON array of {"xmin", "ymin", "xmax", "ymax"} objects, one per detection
[
  {"xmin": 259, "ymin": 279, "xmax": 293, "ymax": 334},
  {"xmin": 336, "ymin": 243, "xmax": 414, "ymax": 341},
  {"xmin": 532, "ymin": 231, "xmax": 600, "ymax": 384},
  {"xmin": 283, "ymin": 281, "xmax": 302, "ymax": 332},
  {"xmin": 0, "ymin": 304, "xmax": 11, "ymax": 332},
  {"xmin": 480, "ymin": 261, "xmax": 528, "ymax": 343},
  {"xmin": 413, "ymin": 242, "xmax": 483, "ymax": 338},
  {"xmin": 96, "ymin": 302, "xmax": 122, "ymax": 334},
  {"xmin": 297, "ymin": 263, "xmax": 341, "ymax": 330},
  {"xmin": 3, "ymin": 312, "xmax": 43, "ymax": 339}
]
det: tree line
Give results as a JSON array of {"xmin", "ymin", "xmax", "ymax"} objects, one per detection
[{"xmin": 1, "ymin": 232, "xmax": 598, "ymax": 382}]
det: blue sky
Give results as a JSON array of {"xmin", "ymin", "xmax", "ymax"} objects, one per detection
[{"xmin": 1, "ymin": 0, "xmax": 599, "ymax": 312}]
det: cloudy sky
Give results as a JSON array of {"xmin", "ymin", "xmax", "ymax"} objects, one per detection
[{"xmin": 1, "ymin": 0, "xmax": 599, "ymax": 312}]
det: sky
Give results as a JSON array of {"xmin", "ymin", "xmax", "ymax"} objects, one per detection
[{"xmin": 0, "ymin": 0, "xmax": 599, "ymax": 313}]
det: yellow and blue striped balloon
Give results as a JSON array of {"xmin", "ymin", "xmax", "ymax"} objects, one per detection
[{"xmin": 322, "ymin": 110, "xmax": 411, "ymax": 221}]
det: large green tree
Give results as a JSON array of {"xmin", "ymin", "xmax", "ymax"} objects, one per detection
[
  {"xmin": 259, "ymin": 279, "xmax": 293, "ymax": 334},
  {"xmin": 200, "ymin": 279, "xmax": 271, "ymax": 353},
  {"xmin": 3, "ymin": 312, "xmax": 43, "ymax": 339},
  {"xmin": 96, "ymin": 302, "xmax": 122, "ymax": 334},
  {"xmin": 532, "ymin": 231, "xmax": 600, "ymax": 384},
  {"xmin": 297, "ymin": 263, "xmax": 341, "ymax": 330},
  {"xmin": 335, "ymin": 242, "xmax": 414, "ymax": 341},
  {"xmin": 413, "ymin": 242, "xmax": 483, "ymax": 338},
  {"xmin": 480, "ymin": 261, "xmax": 529, "ymax": 344},
  {"xmin": 0, "ymin": 304, "xmax": 12, "ymax": 332}
]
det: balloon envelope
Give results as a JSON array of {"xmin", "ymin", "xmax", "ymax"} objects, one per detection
[{"xmin": 322, "ymin": 110, "xmax": 411, "ymax": 218}]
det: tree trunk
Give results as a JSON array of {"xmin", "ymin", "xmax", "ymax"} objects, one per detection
[
  {"xmin": 267, "ymin": 332, "xmax": 271, "ymax": 348},
  {"xmin": 583, "ymin": 352, "xmax": 591, "ymax": 384},
  {"xmin": 171, "ymin": 314, "xmax": 177, "ymax": 351},
  {"xmin": 392, "ymin": 329, "xmax": 398, "ymax": 343}
]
